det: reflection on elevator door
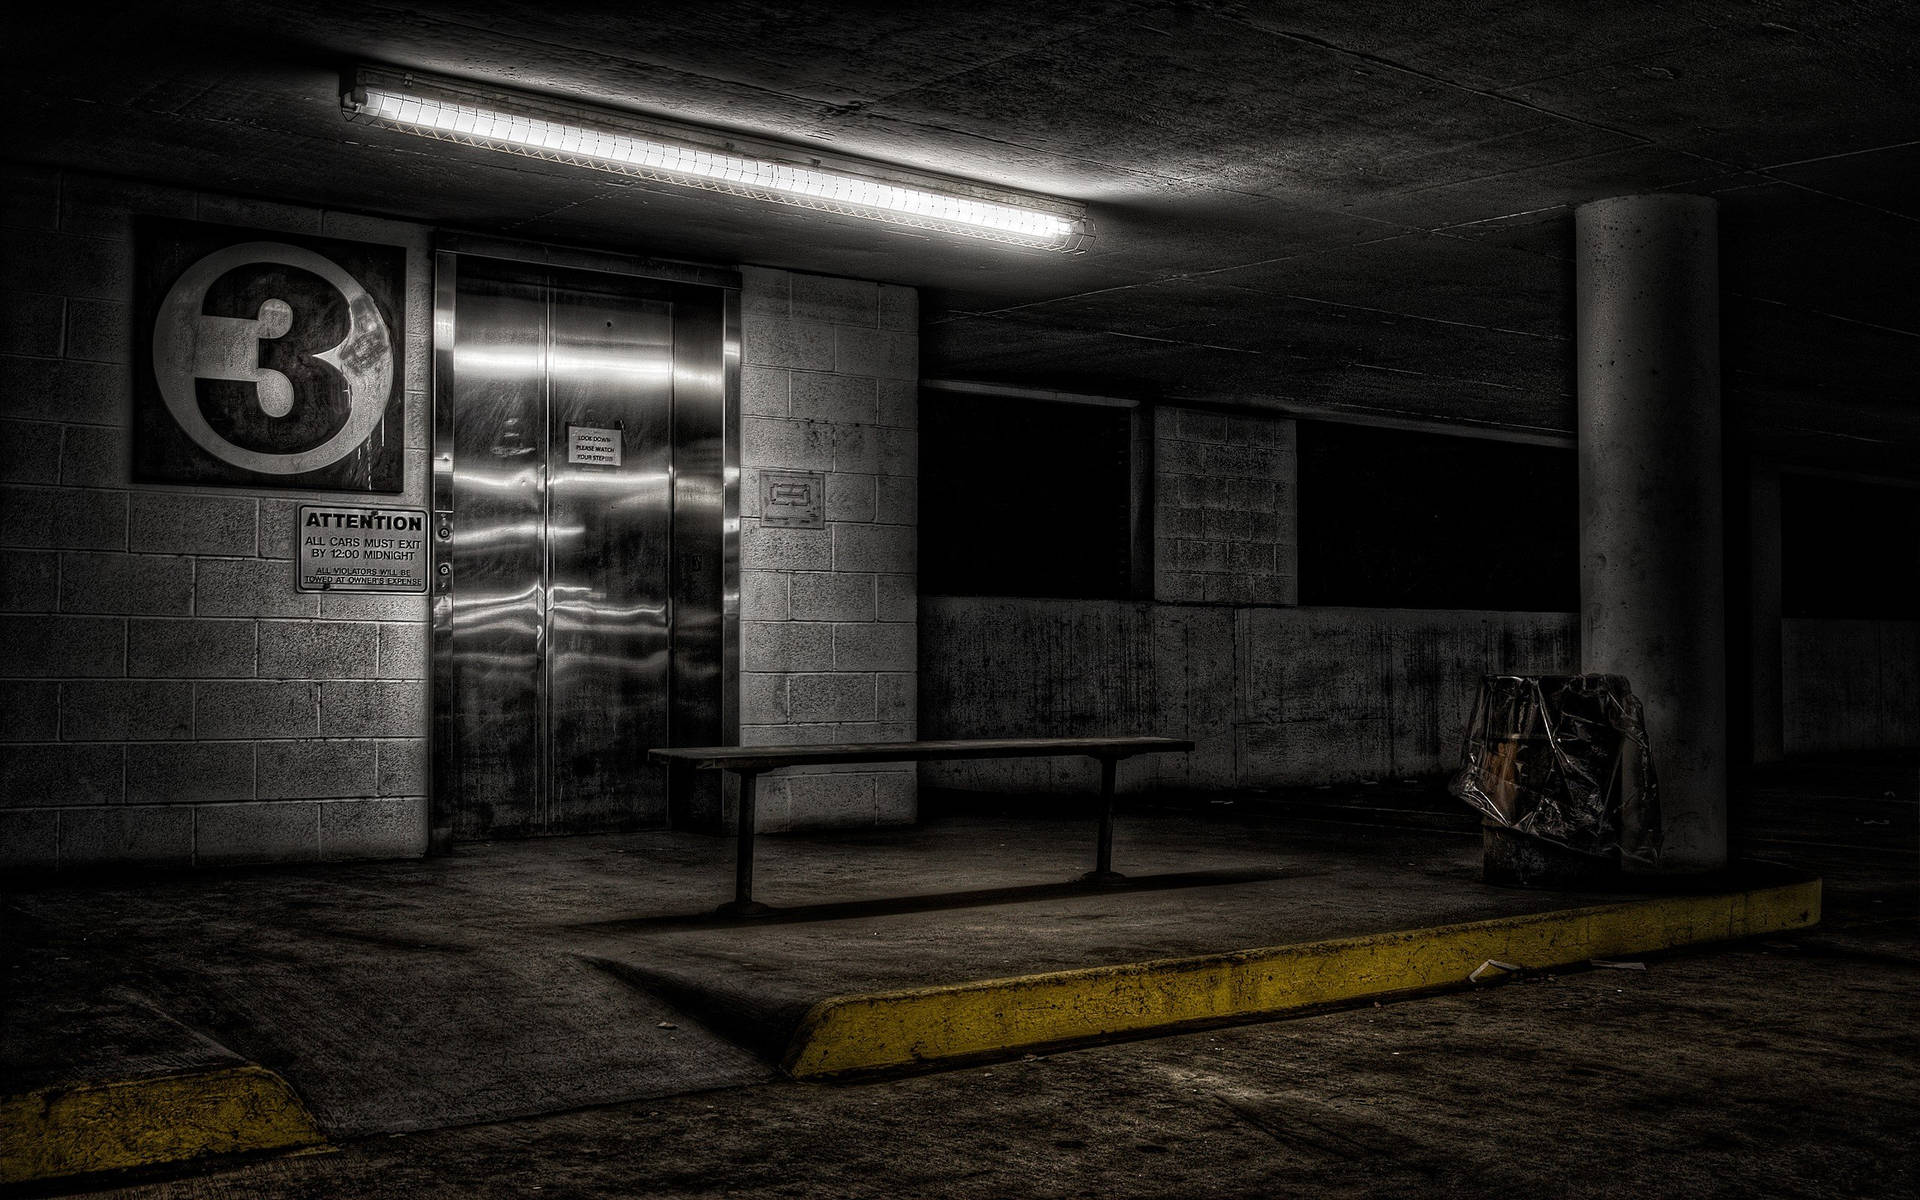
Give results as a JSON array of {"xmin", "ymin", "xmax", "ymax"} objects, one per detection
[{"xmin": 434, "ymin": 257, "xmax": 732, "ymax": 839}]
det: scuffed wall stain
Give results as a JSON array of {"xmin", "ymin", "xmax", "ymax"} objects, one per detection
[{"xmin": 920, "ymin": 597, "xmax": 1578, "ymax": 792}]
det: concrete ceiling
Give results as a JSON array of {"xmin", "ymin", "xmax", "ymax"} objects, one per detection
[{"xmin": 7, "ymin": 1, "xmax": 1916, "ymax": 472}]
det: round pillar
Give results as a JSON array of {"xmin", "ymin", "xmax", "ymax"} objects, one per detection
[{"xmin": 1575, "ymin": 194, "xmax": 1726, "ymax": 873}]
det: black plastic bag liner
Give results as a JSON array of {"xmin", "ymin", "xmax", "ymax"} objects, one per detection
[{"xmin": 1449, "ymin": 674, "xmax": 1661, "ymax": 869}]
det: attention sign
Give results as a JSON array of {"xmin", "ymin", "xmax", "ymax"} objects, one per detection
[{"xmin": 297, "ymin": 504, "xmax": 429, "ymax": 593}]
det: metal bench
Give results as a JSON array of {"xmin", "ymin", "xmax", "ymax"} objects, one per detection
[{"xmin": 647, "ymin": 736, "xmax": 1195, "ymax": 915}]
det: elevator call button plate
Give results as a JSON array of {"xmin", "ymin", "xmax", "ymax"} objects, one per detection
[{"xmin": 761, "ymin": 469, "xmax": 826, "ymax": 529}]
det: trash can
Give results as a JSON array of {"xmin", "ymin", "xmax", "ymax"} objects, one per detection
[{"xmin": 1450, "ymin": 674, "xmax": 1661, "ymax": 887}]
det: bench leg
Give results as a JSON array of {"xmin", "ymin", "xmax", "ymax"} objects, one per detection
[
  {"xmin": 716, "ymin": 770, "xmax": 772, "ymax": 917},
  {"xmin": 1082, "ymin": 755, "xmax": 1127, "ymax": 887}
]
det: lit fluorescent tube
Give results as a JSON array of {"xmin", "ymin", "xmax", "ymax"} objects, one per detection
[{"xmin": 343, "ymin": 66, "xmax": 1090, "ymax": 251}]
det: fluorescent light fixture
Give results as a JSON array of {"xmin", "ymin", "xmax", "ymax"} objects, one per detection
[{"xmin": 343, "ymin": 66, "xmax": 1090, "ymax": 251}]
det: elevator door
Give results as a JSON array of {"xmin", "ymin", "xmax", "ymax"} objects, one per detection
[{"xmin": 440, "ymin": 262, "xmax": 679, "ymax": 837}]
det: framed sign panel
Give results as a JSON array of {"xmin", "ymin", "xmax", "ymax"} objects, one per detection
[{"xmin": 134, "ymin": 218, "xmax": 406, "ymax": 492}]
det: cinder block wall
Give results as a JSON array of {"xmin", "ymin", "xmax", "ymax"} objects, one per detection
[
  {"xmin": 0, "ymin": 165, "xmax": 432, "ymax": 870},
  {"xmin": 737, "ymin": 267, "xmax": 918, "ymax": 829},
  {"xmin": 1154, "ymin": 407, "xmax": 1298, "ymax": 605}
]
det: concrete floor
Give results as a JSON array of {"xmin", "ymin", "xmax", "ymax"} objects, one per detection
[{"xmin": 4, "ymin": 756, "xmax": 1915, "ymax": 1197}]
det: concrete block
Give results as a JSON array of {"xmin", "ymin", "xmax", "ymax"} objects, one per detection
[
  {"xmin": 831, "ymin": 423, "xmax": 877, "ymax": 474},
  {"xmin": 834, "ymin": 622, "xmax": 915, "ymax": 671},
  {"xmin": 194, "ymin": 800, "xmax": 320, "ymax": 865},
  {"xmin": 60, "ymin": 551, "xmax": 193, "ymax": 615},
  {"xmin": 319, "ymin": 795, "xmax": 428, "ymax": 860},
  {"xmin": 320, "ymin": 681, "xmax": 427, "ymax": 737},
  {"xmin": 129, "ymin": 617, "xmax": 255, "ymax": 677},
  {"xmin": 258, "ymin": 620, "xmax": 378, "ymax": 680},
  {"xmin": 1158, "ymin": 504, "xmax": 1204, "ymax": 538},
  {"xmin": 878, "ymin": 284, "xmax": 917, "ymax": 332},
  {"xmin": 788, "ymin": 673, "xmax": 877, "ymax": 722},
  {"xmin": 833, "ymin": 327, "xmax": 917, "ymax": 381},
  {"xmin": 258, "ymin": 499, "xmax": 300, "ymax": 560},
  {"xmin": 257, "ymin": 738, "xmax": 378, "ymax": 800},
  {"xmin": 877, "ymin": 673, "xmax": 915, "ymax": 723},
  {"xmin": 742, "ymin": 365, "xmax": 790, "ymax": 417},
  {"xmin": 0, "ymin": 485, "xmax": 126, "ymax": 549},
  {"xmin": 740, "ymin": 673, "xmax": 789, "ymax": 725},
  {"xmin": 196, "ymin": 193, "xmax": 322, "ymax": 234},
  {"xmin": 741, "ymin": 523, "xmax": 832, "ymax": 571},
  {"xmin": 742, "ymin": 621, "xmax": 833, "ymax": 673},
  {"xmin": 742, "ymin": 315, "xmax": 834, "ymax": 371},
  {"xmin": 1228, "ymin": 541, "xmax": 1277, "ymax": 576},
  {"xmin": 1, "ymin": 550, "xmax": 57, "ymax": 610},
  {"xmin": 785, "ymin": 772, "xmax": 876, "ymax": 827},
  {"xmin": 60, "ymin": 805, "xmax": 194, "ymax": 866},
  {"xmin": 130, "ymin": 493, "xmax": 256, "ymax": 556},
  {"xmin": 0, "ymin": 229, "xmax": 130, "ymax": 301},
  {"xmin": 377, "ymin": 622, "xmax": 427, "ymax": 679},
  {"xmin": 1157, "ymin": 439, "xmax": 1205, "ymax": 474},
  {"xmin": 791, "ymin": 572, "xmax": 875, "ymax": 622},
  {"xmin": 739, "ymin": 266, "xmax": 790, "ymax": 317},
  {"xmin": 0, "ymin": 163, "xmax": 60, "ymax": 231},
  {"xmin": 791, "ymin": 373, "xmax": 876, "ymax": 424},
  {"xmin": 0, "ymin": 809, "xmax": 58, "ymax": 870},
  {"xmin": 1156, "ymin": 570, "xmax": 1208, "ymax": 602},
  {"xmin": 876, "ymin": 427, "xmax": 917, "ymax": 478},
  {"xmin": 0, "ymin": 682, "xmax": 60, "ymax": 741},
  {"xmin": 60, "ymin": 173, "xmax": 194, "ymax": 238},
  {"xmin": 1176, "ymin": 408, "xmax": 1225, "ymax": 443},
  {"xmin": 740, "ymin": 571, "xmax": 790, "ymax": 622},
  {"xmin": 1174, "ymin": 539, "xmax": 1229, "ymax": 572},
  {"xmin": 0, "ymin": 356, "xmax": 127, "ymax": 425},
  {"xmin": 63, "ymin": 298, "xmax": 130, "ymax": 363},
  {"xmin": 60, "ymin": 680, "xmax": 194, "ymax": 741},
  {"xmin": 874, "ymin": 768, "xmax": 916, "ymax": 824},
  {"xmin": 194, "ymin": 681, "xmax": 318, "ymax": 739},
  {"xmin": 59, "ymin": 424, "xmax": 129, "ymax": 488},
  {"xmin": 404, "ymin": 389, "xmax": 429, "ymax": 450},
  {"xmin": 404, "ymin": 334, "xmax": 429, "ymax": 395},
  {"xmin": 1221, "ymin": 413, "xmax": 1279, "ymax": 448},
  {"xmin": 791, "ymin": 274, "xmax": 877, "ymax": 325},
  {"xmin": 1, "ymin": 420, "xmax": 60, "ymax": 484},
  {"xmin": 1, "ymin": 743, "xmax": 122, "ymax": 806},
  {"xmin": 125, "ymin": 733, "xmax": 249, "ymax": 802},
  {"xmin": 1226, "ymin": 478, "xmax": 1276, "ymax": 511},
  {"xmin": 318, "ymin": 591, "xmax": 428, "ymax": 621},
  {"xmin": 742, "ymin": 416, "xmax": 836, "ymax": 472},
  {"xmin": 876, "ymin": 380, "xmax": 917, "ymax": 428},
  {"xmin": 0, "ymin": 615, "xmax": 124, "ymax": 676},
  {"xmin": 877, "ymin": 574, "xmax": 916, "ymax": 622},
  {"xmin": 195, "ymin": 557, "xmax": 318, "ymax": 618},
  {"xmin": 376, "ymin": 738, "xmax": 427, "ymax": 797},
  {"xmin": 834, "ymin": 523, "xmax": 914, "ymax": 574}
]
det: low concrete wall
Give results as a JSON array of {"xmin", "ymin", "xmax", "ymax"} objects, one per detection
[
  {"xmin": 919, "ymin": 597, "xmax": 1576, "ymax": 793},
  {"xmin": 1781, "ymin": 618, "xmax": 1919, "ymax": 754}
]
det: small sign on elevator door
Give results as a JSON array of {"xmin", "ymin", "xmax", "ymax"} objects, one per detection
[{"xmin": 566, "ymin": 424, "xmax": 623, "ymax": 467}]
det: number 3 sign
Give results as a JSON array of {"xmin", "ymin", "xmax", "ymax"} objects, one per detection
[{"xmin": 134, "ymin": 220, "xmax": 406, "ymax": 492}]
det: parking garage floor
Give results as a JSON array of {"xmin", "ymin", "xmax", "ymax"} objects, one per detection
[{"xmin": 3, "ymin": 756, "xmax": 1915, "ymax": 1198}]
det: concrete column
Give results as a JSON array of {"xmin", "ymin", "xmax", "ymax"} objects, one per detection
[
  {"xmin": 1575, "ymin": 194, "xmax": 1726, "ymax": 873},
  {"xmin": 1748, "ymin": 458, "xmax": 1785, "ymax": 764}
]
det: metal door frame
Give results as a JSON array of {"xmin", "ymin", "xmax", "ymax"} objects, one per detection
[{"xmin": 428, "ymin": 237, "xmax": 741, "ymax": 850}]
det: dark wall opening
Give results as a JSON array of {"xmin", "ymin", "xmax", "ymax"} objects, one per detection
[
  {"xmin": 1297, "ymin": 422, "xmax": 1577, "ymax": 611},
  {"xmin": 1782, "ymin": 476, "xmax": 1920, "ymax": 619},
  {"xmin": 920, "ymin": 393, "xmax": 1133, "ymax": 599}
]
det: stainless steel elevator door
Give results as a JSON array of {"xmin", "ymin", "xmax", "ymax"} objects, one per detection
[{"xmin": 444, "ymin": 266, "xmax": 675, "ymax": 837}]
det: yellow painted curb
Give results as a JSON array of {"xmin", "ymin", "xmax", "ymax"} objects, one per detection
[
  {"xmin": 0, "ymin": 1064, "xmax": 325, "ymax": 1185},
  {"xmin": 784, "ymin": 875, "xmax": 1820, "ymax": 1078}
]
